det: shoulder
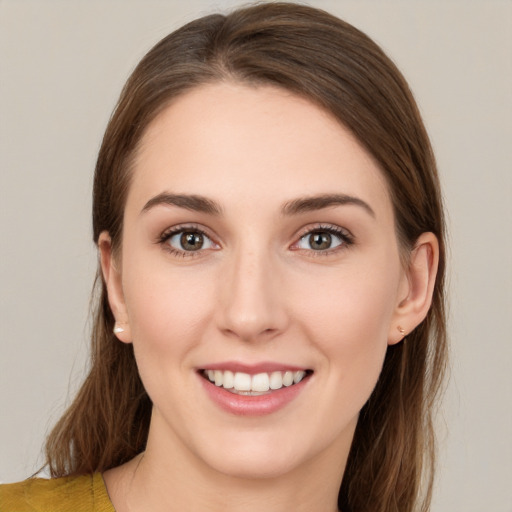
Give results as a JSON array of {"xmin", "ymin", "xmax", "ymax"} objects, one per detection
[{"xmin": 0, "ymin": 473, "xmax": 114, "ymax": 512}]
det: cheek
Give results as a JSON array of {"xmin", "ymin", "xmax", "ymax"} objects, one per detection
[
  {"xmin": 120, "ymin": 262, "xmax": 220, "ymax": 418},
  {"xmin": 121, "ymin": 251, "xmax": 217, "ymax": 363},
  {"xmin": 291, "ymin": 259, "xmax": 400, "ymax": 395},
  {"xmin": 295, "ymin": 264, "xmax": 399, "ymax": 345}
]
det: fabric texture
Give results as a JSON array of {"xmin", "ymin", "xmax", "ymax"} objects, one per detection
[{"xmin": 0, "ymin": 473, "xmax": 115, "ymax": 512}]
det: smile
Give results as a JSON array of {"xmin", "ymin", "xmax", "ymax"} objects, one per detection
[
  {"xmin": 198, "ymin": 365, "xmax": 313, "ymax": 415},
  {"xmin": 202, "ymin": 369, "xmax": 308, "ymax": 395}
]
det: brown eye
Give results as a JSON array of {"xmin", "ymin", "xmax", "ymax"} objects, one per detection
[
  {"xmin": 295, "ymin": 229, "xmax": 345, "ymax": 252},
  {"xmin": 180, "ymin": 232, "xmax": 204, "ymax": 251},
  {"xmin": 166, "ymin": 229, "xmax": 216, "ymax": 253},
  {"xmin": 308, "ymin": 232, "xmax": 332, "ymax": 250}
]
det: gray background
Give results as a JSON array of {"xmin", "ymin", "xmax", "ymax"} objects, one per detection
[{"xmin": 1, "ymin": 1, "xmax": 511, "ymax": 511}]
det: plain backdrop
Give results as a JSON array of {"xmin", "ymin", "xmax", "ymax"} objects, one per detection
[{"xmin": 1, "ymin": 1, "xmax": 511, "ymax": 511}]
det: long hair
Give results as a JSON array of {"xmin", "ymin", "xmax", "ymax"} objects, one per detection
[{"xmin": 45, "ymin": 4, "xmax": 447, "ymax": 511}]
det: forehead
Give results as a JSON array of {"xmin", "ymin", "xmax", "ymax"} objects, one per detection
[{"xmin": 127, "ymin": 81, "xmax": 392, "ymax": 219}]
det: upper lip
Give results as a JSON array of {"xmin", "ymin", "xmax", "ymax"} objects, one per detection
[{"xmin": 198, "ymin": 361, "xmax": 311, "ymax": 374}]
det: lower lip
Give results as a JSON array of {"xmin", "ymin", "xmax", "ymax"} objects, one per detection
[{"xmin": 199, "ymin": 373, "xmax": 310, "ymax": 416}]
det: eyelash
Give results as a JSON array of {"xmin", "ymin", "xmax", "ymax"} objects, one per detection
[
  {"xmin": 157, "ymin": 223, "xmax": 354, "ymax": 258},
  {"xmin": 157, "ymin": 224, "xmax": 216, "ymax": 258},
  {"xmin": 292, "ymin": 224, "xmax": 354, "ymax": 257}
]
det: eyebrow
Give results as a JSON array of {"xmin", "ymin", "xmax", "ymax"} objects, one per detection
[
  {"xmin": 141, "ymin": 192, "xmax": 375, "ymax": 218},
  {"xmin": 282, "ymin": 194, "xmax": 375, "ymax": 218},
  {"xmin": 141, "ymin": 193, "xmax": 222, "ymax": 215}
]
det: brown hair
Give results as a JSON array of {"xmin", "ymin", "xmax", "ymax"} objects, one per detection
[{"xmin": 45, "ymin": 4, "xmax": 447, "ymax": 511}]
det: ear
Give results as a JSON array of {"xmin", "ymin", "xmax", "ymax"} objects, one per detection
[
  {"xmin": 388, "ymin": 232, "xmax": 439, "ymax": 345},
  {"xmin": 98, "ymin": 231, "xmax": 132, "ymax": 344}
]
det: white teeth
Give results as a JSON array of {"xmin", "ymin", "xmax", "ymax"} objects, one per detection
[
  {"xmin": 293, "ymin": 371, "xmax": 304, "ymax": 384},
  {"xmin": 223, "ymin": 370, "xmax": 234, "ymax": 389},
  {"xmin": 283, "ymin": 371, "xmax": 294, "ymax": 386},
  {"xmin": 233, "ymin": 372, "xmax": 251, "ymax": 391},
  {"xmin": 251, "ymin": 373, "xmax": 270, "ymax": 392},
  {"xmin": 204, "ymin": 369, "xmax": 308, "ymax": 392},
  {"xmin": 269, "ymin": 371, "xmax": 283, "ymax": 390}
]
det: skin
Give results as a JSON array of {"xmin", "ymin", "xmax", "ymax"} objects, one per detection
[{"xmin": 100, "ymin": 82, "xmax": 438, "ymax": 512}]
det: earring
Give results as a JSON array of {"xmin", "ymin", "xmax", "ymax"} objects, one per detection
[
  {"xmin": 397, "ymin": 326, "xmax": 406, "ymax": 339},
  {"xmin": 113, "ymin": 324, "xmax": 125, "ymax": 334}
]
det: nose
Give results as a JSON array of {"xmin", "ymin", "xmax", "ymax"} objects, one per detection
[{"xmin": 216, "ymin": 246, "xmax": 288, "ymax": 342}]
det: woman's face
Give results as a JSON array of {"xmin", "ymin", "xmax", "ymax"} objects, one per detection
[{"xmin": 103, "ymin": 82, "xmax": 412, "ymax": 479}]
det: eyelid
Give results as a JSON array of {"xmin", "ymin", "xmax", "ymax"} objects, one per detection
[
  {"xmin": 290, "ymin": 223, "xmax": 355, "ymax": 253},
  {"xmin": 157, "ymin": 223, "xmax": 220, "ymax": 256},
  {"xmin": 156, "ymin": 222, "xmax": 353, "ymax": 257},
  {"xmin": 158, "ymin": 223, "xmax": 208, "ymax": 241}
]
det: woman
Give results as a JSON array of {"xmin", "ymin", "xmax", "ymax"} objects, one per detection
[{"xmin": 0, "ymin": 3, "xmax": 447, "ymax": 511}]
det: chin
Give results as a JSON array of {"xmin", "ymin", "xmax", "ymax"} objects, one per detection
[
  {"xmin": 187, "ymin": 420, "xmax": 353, "ymax": 482},
  {"xmin": 203, "ymin": 444, "xmax": 304, "ymax": 480}
]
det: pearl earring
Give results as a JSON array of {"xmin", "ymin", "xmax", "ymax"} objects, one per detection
[{"xmin": 113, "ymin": 324, "xmax": 125, "ymax": 334}]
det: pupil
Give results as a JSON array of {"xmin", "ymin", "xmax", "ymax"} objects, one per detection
[
  {"xmin": 310, "ymin": 232, "xmax": 331, "ymax": 250},
  {"xmin": 181, "ymin": 232, "xmax": 203, "ymax": 251}
]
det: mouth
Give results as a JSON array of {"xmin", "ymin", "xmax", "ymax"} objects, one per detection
[{"xmin": 200, "ymin": 368, "xmax": 313, "ymax": 396}]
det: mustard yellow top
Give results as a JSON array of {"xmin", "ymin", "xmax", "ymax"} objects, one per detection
[{"xmin": 0, "ymin": 473, "xmax": 115, "ymax": 512}]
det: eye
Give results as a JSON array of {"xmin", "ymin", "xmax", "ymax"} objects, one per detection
[
  {"xmin": 297, "ymin": 231, "xmax": 342, "ymax": 251},
  {"xmin": 294, "ymin": 226, "xmax": 352, "ymax": 252},
  {"xmin": 161, "ymin": 227, "xmax": 217, "ymax": 254}
]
